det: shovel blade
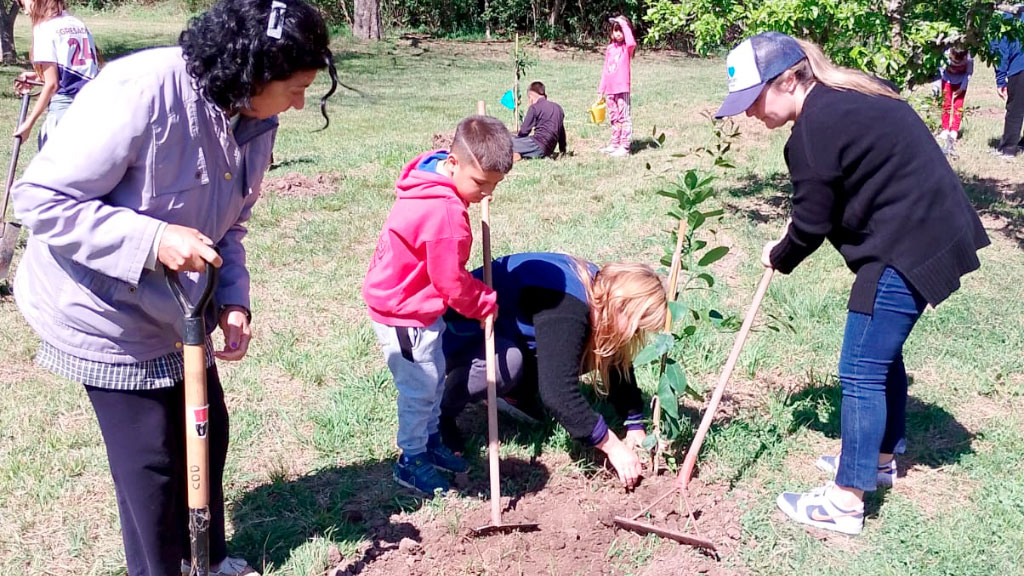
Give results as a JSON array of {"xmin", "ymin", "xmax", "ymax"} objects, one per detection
[
  {"xmin": 0, "ymin": 221, "xmax": 21, "ymax": 283},
  {"xmin": 613, "ymin": 516, "xmax": 718, "ymax": 554},
  {"xmin": 470, "ymin": 522, "xmax": 540, "ymax": 537}
]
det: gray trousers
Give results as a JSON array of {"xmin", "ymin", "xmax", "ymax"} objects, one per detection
[{"xmin": 373, "ymin": 318, "xmax": 446, "ymax": 455}]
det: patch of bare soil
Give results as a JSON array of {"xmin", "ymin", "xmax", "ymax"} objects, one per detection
[
  {"xmin": 329, "ymin": 453, "xmax": 750, "ymax": 576},
  {"xmin": 263, "ymin": 172, "xmax": 342, "ymax": 198}
]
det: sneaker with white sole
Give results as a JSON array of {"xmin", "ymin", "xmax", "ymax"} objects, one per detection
[
  {"xmin": 776, "ymin": 483, "xmax": 864, "ymax": 535},
  {"xmin": 394, "ymin": 452, "xmax": 449, "ymax": 496},
  {"xmin": 608, "ymin": 147, "xmax": 629, "ymax": 158},
  {"xmin": 181, "ymin": 556, "xmax": 259, "ymax": 576},
  {"xmin": 598, "ymin": 144, "xmax": 617, "ymax": 154},
  {"xmin": 815, "ymin": 454, "xmax": 896, "ymax": 488}
]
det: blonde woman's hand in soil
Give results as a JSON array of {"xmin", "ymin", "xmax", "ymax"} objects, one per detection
[
  {"xmin": 158, "ymin": 224, "xmax": 222, "ymax": 272},
  {"xmin": 598, "ymin": 431, "xmax": 642, "ymax": 488},
  {"xmin": 215, "ymin": 306, "xmax": 251, "ymax": 361}
]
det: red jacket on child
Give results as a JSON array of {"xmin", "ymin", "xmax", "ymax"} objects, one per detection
[{"xmin": 363, "ymin": 150, "xmax": 497, "ymax": 327}]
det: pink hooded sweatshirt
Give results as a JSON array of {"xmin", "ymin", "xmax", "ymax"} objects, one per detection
[
  {"xmin": 363, "ymin": 150, "xmax": 497, "ymax": 327},
  {"xmin": 598, "ymin": 17, "xmax": 636, "ymax": 96}
]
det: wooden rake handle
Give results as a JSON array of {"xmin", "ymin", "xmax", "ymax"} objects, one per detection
[
  {"xmin": 476, "ymin": 100, "xmax": 503, "ymax": 528},
  {"xmin": 676, "ymin": 268, "xmax": 774, "ymax": 489}
]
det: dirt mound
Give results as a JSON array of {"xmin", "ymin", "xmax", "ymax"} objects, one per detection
[
  {"xmin": 263, "ymin": 172, "xmax": 341, "ymax": 198},
  {"xmin": 329, "ymin": 455, "xmax": 750, "ymax": 576}
]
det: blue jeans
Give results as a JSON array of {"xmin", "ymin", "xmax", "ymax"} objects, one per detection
[
  {"xmin": 372, "ymin": 318, "xmax": 446, "ymax": 456},
  {"xmin": 835, "ymin": 267, "xmax": 927, "ymax": 492}
]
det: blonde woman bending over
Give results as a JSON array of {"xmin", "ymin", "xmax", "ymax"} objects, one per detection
[{"xmin": 439, "ymin": 252, "xmax": 665, "ymax": 488}]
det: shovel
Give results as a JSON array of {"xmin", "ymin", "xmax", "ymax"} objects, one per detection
[
  {"xmin": 0, "ymin": 92, "xmax": 34, "ymax": 283},
  {"xmin": 469, "ymin": 100, "xmax": 538, "ymax": 536},
  {"xmin": 165, "ymin": 261, "xmax": 220, "ymax": 576},
  {"xmin": 614, "ymin": 268, "xmax": 775, "ymax": 554}
]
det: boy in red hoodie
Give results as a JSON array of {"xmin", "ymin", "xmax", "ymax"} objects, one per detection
[{"xmin": 363, "ymin": 115, "xmax": 513, "ymax": 496}]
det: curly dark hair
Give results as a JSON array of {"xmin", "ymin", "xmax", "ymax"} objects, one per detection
[{"xmin": 179, "ymin": 0, "xmax": 338, "ymax": 128}]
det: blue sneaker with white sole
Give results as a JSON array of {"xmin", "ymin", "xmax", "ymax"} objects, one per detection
[
  {"xmin": 394, "ymin": 452, "xmax": 449, "ymax": 497},
  {"xmin": 816, "ymin": 454, "xmax": 896, "ymax": 488},
  {"xmin": 777, "ymin": 483, "xmax": 864, "ymax": 535},
  {"xmin": 427, "ymin": 432, "xmax": 468, "ymax": 473}
]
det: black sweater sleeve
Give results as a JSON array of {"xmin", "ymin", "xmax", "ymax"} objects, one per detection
[
  {"xmin": 517, "ymin": 105, "xmax": 537, "ymax": 138},
  {"xmin": 769, "ymin": 113, "xmax": 840, "ymax": 274}
]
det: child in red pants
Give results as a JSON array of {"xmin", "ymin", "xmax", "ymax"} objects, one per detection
[{"xmin": 939, "ymin": 47, "xmax": 973, "ymax": 145}]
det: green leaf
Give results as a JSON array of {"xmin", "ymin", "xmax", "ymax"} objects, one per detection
[
  {"xmin": 660, "ymin": 254, "xmax": 673, "ymax": 267},
  {"xmin": 682, "ymin": 325, "xmax": 697, "ymax": 336},
  {"xmin": 658, "ymin": 370, "xmax": 682, "ymax": 420},
  {"xmin": 702, "ymin": 209, "xmax": 725, "ymax": 218},
  {"xmin": 655, "ymin": 188, "xmax": 677, "ymax": 199},
  {"xmin": 641, "ymin": 434, "xmax": 658, "ymax": 450},
  {"xmin": 664, "ymin": 360, "xmax": 687, "ymax": 395},
  {"xmin": 667, "ymin": 300, "xmax": 687, "ymax": 322},
  {"xmin": 633, "ymin": 333, "xmax": 674, "ymax": 366},
  {"xmin": 698, "ymin": 246, "xmax": 729, "ymax": 267},
  {"xmin": 697, "ymin": 273, "xmax": 715, "ymax": 287},
  {"xmin": 688, "ymin": 210, "xmax": 706, "ymax": 230},
  {"xmin": 684, "ymin": 170, "xmax": 698, "ymax": 190}
]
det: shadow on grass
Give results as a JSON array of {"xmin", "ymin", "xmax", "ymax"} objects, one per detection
[
  {"xmin": 719, "ymin": 171, "xmax": 792, "ymax": 223},
  {"xmin": 960, "ymin": 174, "xmax": 1024, "ymax": 250},
  {"xmin": 787, "ymin": 373, "xmax": 976, "ymax": 470},
  {"xmin": 229, "ymin": 455, "xmax": 549, "ymax": 574}
]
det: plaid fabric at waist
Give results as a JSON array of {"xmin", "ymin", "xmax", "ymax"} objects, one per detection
[{"xmin": 36, "ymin": 339, "xmax": 216, "ymax": 391}]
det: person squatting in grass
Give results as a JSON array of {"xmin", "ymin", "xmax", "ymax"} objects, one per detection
[
  {"xmin": 512, "ymin": 81, "xmax": 567, "ymax": 160},
  {"xmin": 11, "ymin": 0, "xmax": 338, "ymax": 574},
  {"xmin": 598, "ymin": 15, "xmax": 636, "ymax": 158},
  {"xmin": 715, "ymin": 32, "xmax": 989, "ymax": 536},
  {"xmin": 12, "ymin": 0, "xmax": 98, "ymax": 149},
  {"xmin": 362, "ymin": 115, "xmax": 513, "ymax": 497},
  {"xmin": 439, "ymin": 252, "xmax": 666, "ymax": 489}
]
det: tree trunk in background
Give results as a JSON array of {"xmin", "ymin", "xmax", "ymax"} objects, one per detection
[
  {"xmin": 484, "ymin": 0, "xmax": 491, "ymax": 39},
  {"xmin": 886, "ymin": 0, "xmax": 904, "ymax": 52},
  {"xmin": 547, "ymin": 0, "xmax": 564, "ymax": 29},
  {"xmin": 353, "ymin": 0, "xmax": 381, "ymax": 41},
  {"xmin": 0, "ymin": 1, "xmax": 18, "ymax": 64}
]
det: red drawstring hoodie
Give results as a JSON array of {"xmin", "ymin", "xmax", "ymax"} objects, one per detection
[{"xmin": 363, "ymin": 150, "xmax": 497, "ymax": 327}]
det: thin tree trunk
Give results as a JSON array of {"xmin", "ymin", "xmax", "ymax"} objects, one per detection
[
  {"xmin": 484, "ymin": 0, "xmax": 491, "ymax": 40},
  {"xmin": 353, "ymin": 0, "xmax": 381, "ymax": 41},
  {"xmin": 0, "ymin": 1, "xmax": 19, "ymax": 64},
  {"xmin": 547, "ymin": 0, "xmax": 564, "ymax": 29},
  {"xmin": 886, "ymin": 0, "xmax": 904, "ymax": 52}
]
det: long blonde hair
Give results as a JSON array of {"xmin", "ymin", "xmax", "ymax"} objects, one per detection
[
  {"xmin": 25, "ymin": 0, "xmax": 66, "ymax": 26},
  {"xmin": 573, "ymin": 259, "xmax": 667, "ymax": 396},
  {"xmin": 782, "ymin": 39, "xmax": 900, "ymax": 100}
]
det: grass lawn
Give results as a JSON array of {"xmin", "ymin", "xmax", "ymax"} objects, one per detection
[{"xmin": 0, "ymin": 4, "xmax": 1022, "ymax": 575}]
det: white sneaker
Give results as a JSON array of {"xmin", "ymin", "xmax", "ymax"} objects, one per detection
[
  {"xmin": 776, "ymin": 483, "xmax": 864, "ymax": 535},
  {"xmin": 182, "ymin": 556, "xmax": 260, "ymax": 576},
  {"xmin": 816, "ymin": 453, "xmax": 896, "ymax": 488},
  {"xmin": 598, "ymin": 144, "xmax": 617, "ymax": 154},
  {"xmin": 608, "ymin": 147, "xmax": 629, "ymax": 158},
  {"xmin": 949, "ymin": 130, "xmax": 958, "ymax": 140}
]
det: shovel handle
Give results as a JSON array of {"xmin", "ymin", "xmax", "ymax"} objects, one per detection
[
  {"xmin": 164, "ymin": 261, "xmax": 218, "ymax": 576},
  {"xmin": 164, "ymin": 260, "xmax": 220, "ymax": 346},
  {"xmin": 676, "ymin": 268, "xmax": 774, "ymax": 489},
  {"xmin": 0, "ymin": 93, "xmax": 32, "ymax": 224}
]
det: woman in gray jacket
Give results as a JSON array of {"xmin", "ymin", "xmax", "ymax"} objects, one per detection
[{"xmin": 11, "ymin": 0, "xmax": 337, "ymax": 574}]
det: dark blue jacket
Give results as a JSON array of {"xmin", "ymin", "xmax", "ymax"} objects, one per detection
[{"xmin": 991, "ymin": 12, "xmax": 1024, "ymax": 87}]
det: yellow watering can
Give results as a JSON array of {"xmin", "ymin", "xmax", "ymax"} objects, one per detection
[{"xmin": 589, "ymin": 97, "xmax": 606, "ymax": 124}]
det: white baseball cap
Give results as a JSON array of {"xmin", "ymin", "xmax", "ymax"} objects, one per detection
[{"xmin": 715, "ymin": 32, "xmax": 807, "ymax": 118}]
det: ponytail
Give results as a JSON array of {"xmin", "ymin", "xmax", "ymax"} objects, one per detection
[{"xmin": 788, "ymin": 39, "xmax": 901, "ymax": 100}]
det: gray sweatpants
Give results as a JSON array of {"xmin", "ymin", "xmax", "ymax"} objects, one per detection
[{"xmin": 372, "ymin": 318, "xmax": 446, "ymax": 456}]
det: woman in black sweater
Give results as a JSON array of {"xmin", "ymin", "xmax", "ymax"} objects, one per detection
[
  {"xmin": 440, "ymin": 252, "xmax": 666, "ymax": 488},
  {"xmin": 715, "ymin": 33, "xmax": 989, "ymax": 535}
]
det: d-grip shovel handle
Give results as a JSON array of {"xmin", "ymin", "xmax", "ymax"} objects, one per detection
[{"xmin": 164, "ymin": 260, "xmax": 219, "ymax": 346}]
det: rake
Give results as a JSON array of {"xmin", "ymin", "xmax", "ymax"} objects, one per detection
[{"xmin": 614, "ymin": 268, "xmax": 774, "ymax": 554}]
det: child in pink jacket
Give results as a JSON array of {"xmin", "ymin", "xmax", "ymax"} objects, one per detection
[
  {"xmin": 363, "ymin": 115, "xmax": 513, "ymax": 497},
  {"xmin": 598, "ymin": 15, "xmax": 636, "ymax": 158}
]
